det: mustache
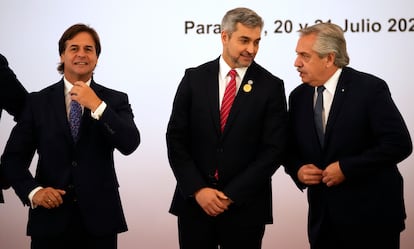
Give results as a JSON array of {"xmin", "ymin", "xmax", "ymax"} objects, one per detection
[{"xmin": 240, "ymin": 51, "xmax": 254, "ymax": 58}]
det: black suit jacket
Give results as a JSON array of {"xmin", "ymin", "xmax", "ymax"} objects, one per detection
[
  {"xmin": 0, "ymin": 53, "xmax": 28, "ymax": 203},
  {"xmin": 285, "ymin": 67, "xmax": 412, "ymax": 245},
  {"xmin": 166, "ymin": 57, "xmax": 288, "ymax": 226},
  {"xmin": 1, "ymin": 79, "xmax": 140, "ymax": 236}
]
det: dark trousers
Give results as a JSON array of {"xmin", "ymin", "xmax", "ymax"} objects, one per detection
[
  {"xmin": 31, "ymin": 202, "xmax": 117, "ymax": 249},
  {"xmin": 312, "ymin": 222, "xmax": 400, "ymax": 249},
  {"xmin": 178, "ymin": 213, "xmax": 265, "ymax": 249}
]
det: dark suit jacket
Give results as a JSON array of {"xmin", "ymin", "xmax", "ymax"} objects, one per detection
[
  {"xmin": 1, "ymin": 79, "xmax": 140, "ymax": 236},
  {"xmin": 0, "ymin": 53, "xmax": 28, "ymax": 203},
  {"xmin": 285, "ymin": 67, "xmax": 412, "ymax": 245},
  {"xmin": 166, "ymin": 57, "xmax": 288, "ymax": 226}
]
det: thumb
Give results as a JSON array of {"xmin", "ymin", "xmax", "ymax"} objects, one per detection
[
  {"xmin": 216, "ymin": 191, "xmax": 228, "ymax": 200},
  {"xmin": 57, "ymin": 189, "xmax": 66, "ymax": 195}
]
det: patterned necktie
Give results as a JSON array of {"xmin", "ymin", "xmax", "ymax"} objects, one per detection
[
  {"xmin": 69, "ymin": 100, "xmax": 82, "ymax": 142},
  {"xmin": 220, "ymin": 69, "xmax": 237, "ymax": 132},
  {"xmin": 314, "ymin": 86, "xmax": 325, "ymax": 147}
]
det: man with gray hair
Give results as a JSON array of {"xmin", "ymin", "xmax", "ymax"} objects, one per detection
[
  {"xmin": 284, "ymin": 22, "xmax": 412, "ymax": 249},
  {"xmin": 167, "ymin": 7, "xmax": 288, "ymax": 249}
]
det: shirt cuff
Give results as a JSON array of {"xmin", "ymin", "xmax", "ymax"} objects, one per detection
[
  {"xmin": 28, "ymin": 186, "xmax": 43, "ymax": 209},
  {"xmin": 91, "ymin": 101, "xmax": 107, "ymax": 120}
]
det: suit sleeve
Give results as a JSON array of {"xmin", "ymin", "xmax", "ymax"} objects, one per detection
[
  {"xmin": 97, "ymin": 91, "xmax": 140, "ymax": 155},
  {"xmin": 339, "ymin": 79, "xmax": 412, "ymax": 179},
  {"xmin": 166, "ymin": 69, "xmax": 209, "ymax": 198},
  {"xmin": 1, "ymin": 94, "xmax": 39, "ymax": 205},
  {"xmin": 0, "ymin": 54, "xmax": 28, "ymax": 121}
]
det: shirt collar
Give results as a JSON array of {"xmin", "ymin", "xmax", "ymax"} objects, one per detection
[
  {"xmin": 219, "ymin": 56, "xmax": 248, "ymax": 80},
  {"xmin": 64, "ymin": 77, "xmax": 92, "ymax": 96},
  {"xmin": 322, "ymin": 68, "xmax": 342, "ymax": 94}
]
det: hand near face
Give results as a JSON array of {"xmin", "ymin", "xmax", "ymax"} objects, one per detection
[{"xmin": 69, "ymin": 81, "xmax": 102, "ymax": 112}]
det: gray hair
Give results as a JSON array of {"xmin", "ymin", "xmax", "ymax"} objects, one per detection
[
  {"xmin": 299, "ymin": 22, "xmax": 350, "ymax": 67},
  {"xmin": 221, "ymin": 7, "xmax": 264, "ymax": 36}
]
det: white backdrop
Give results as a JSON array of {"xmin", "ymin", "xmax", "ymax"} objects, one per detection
[{"xmin": 1, "ymin": 0, "xmax": 413, "ymax": 248}]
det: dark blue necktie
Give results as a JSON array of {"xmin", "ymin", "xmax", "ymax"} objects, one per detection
[
  {"xmin": 314, "ymin": 86, "xmax": 325, "ymax": 147},
  {"xmin": 69, "ymin": 100, "xmax": 82, "ymax": 142}
]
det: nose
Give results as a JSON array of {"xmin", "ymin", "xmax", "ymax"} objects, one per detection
[
  {"xmin": 246, "ymin": 42, "xmax": 257, "ymax": 54},
  {"xmin": 294, "ymin": 56, "xmax": 302, "ymax": 68},
  {"xmin": 77, "ymin": 49, "xmax": 87, "ymax": 57}
]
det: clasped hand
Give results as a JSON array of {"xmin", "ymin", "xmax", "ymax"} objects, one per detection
[
  {"xmin": 298, "ymin": 161, "xmax": 345, "ymax": 187},
  {"xmin": 32, "ymin": 187, "xmax": 66, "ymax": 209},
  {"xmin": 194, "ymin": 187, "xmax": 233, "ymax": 217}
]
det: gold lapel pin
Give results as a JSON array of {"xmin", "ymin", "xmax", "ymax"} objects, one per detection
[{"xmin": 243, "ymin": 80, "xmax": 253, "ymax": 93}]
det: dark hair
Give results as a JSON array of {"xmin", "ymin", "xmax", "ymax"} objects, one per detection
[
  {"xmin": 57, "ymin": 23, "xmax": 101, "ymax": 74},
  {"xmin": 221, "ymin": 7, "xmax": 263, "ymax": 37}
]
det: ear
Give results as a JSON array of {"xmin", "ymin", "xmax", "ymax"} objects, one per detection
[
  {"xmin": 326, "ymin": 52, "xmax": 336, "ymax": 67},
  {"xmin": 221, "ymin": 30, "xmax": 229, "ymax": 44}
]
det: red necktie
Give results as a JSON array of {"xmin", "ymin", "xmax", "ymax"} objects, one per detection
[{"xmin": 220, "ymin": 69, "xmax": 237, "ymax": 132}]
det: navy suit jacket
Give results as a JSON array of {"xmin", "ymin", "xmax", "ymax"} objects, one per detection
[
  {"xmin": 285, "ymin": 67, "xmax": 412, "ymax": 244},
  {"xmin": 1, "ymin": 79, "xmax": 140, "ymax": 236},
  {"xmin": 166, "ymin": 57, "xmax": 288, "ymax": 226},
  {"xmin": 0, "ymin": 53, "xmax": 28, "ymax": 203}
]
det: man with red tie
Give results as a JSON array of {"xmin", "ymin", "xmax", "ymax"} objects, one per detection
[{"xmin": 166, "ymin": 7, "xmax": 288, "ymax": 249}]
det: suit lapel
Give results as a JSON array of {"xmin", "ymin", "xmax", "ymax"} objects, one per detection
[
  {"xmin": 51, "ymin": 80, "xmax": 73, "ymax": 144},
  {"xmin": 222, "ymin": 62, "xmax": 257, "ymax": 135},
  {"xmin": 51, "ymin": 79, "xmax": 103, "ymax": 145},
  {"xmin": 205, "ymin": 60, "xmax": 221, "ymax": 135},
  {"xmin": 325, "ymin": 68, "xmax": 350, "ymax": 141},
  {"xmin": 301, "ymin": 85, "xmax": 321, "ymax": 148},
  {"xmin": 78, "ymin": 80, "xmax": 102, "ymax": 141}
]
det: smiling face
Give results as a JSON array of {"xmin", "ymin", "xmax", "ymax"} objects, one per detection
[
  {"xmin": 60, "ymin": 31, "xmax": 98, "ymax": 83},
  {"xmin": 221, "ymin": 22, "xmax": 261, "ymax": 68}
]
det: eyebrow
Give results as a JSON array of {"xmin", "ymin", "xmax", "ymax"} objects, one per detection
[
  {"xmin": 69, "ymin": 44, "xmax": 94, "ymax": 49},
  {"xmin": 239, "ymin": 35, "xmax": 261, "ymax": 41}
]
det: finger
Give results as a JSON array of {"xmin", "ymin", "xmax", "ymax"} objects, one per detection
[
  {"xmin": 43, "ymin": 189, "xmax": 65, "ymax": 206},
  {"xmin": 204, "ymin": 206, "xmax": 215, "ymax": 216},
  {"xmin": 216, "ymin": 191, "xmax": 228, "ymax": 200},
  {"xmin": 326, "ymin": 179, "xmax": 336, "ymax": 187},
  {"xmin": 73, "ymin": 81, "xmax": 85, "ymax": 87},
  {"xmin": 52, "ymin": 191, "xmax": 65, "ymax": 204},
  {"xmin": 42, "ymin": 199, "xmax": 53, "ymax": 209},
  {"xmin": 211, "ymin": 202, "xmax": 226, "ymax": 213},
  {"xmin": 69, "ymin": 90, "xmax": 79, "ymax": 100}
]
